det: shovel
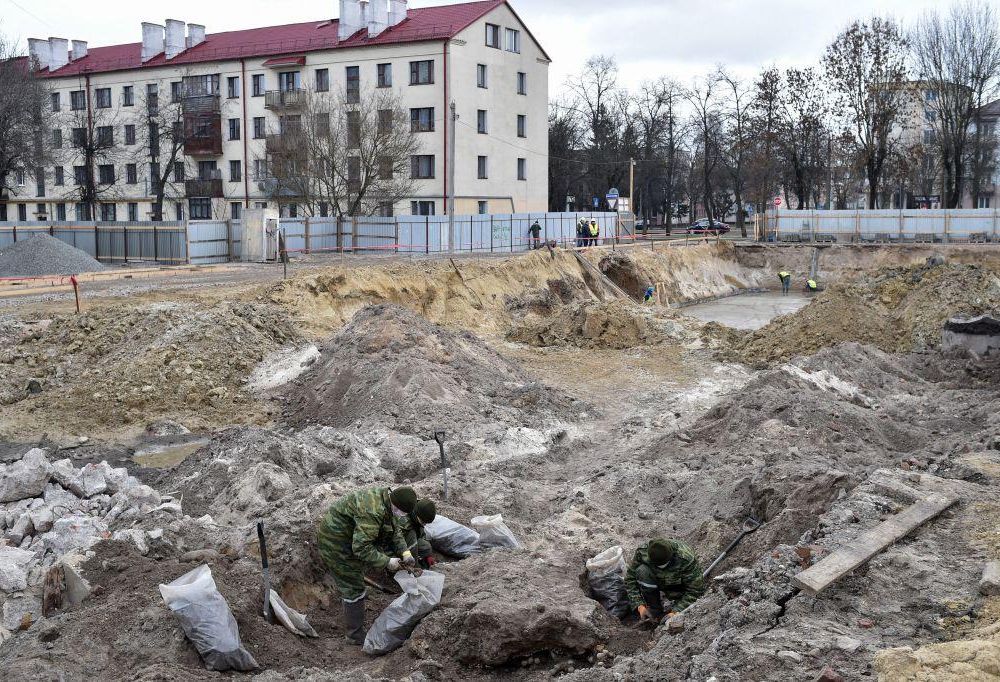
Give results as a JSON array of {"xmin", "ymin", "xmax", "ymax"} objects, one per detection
[
  {"xmin": 434, "ymin": 431, "xmax": 449, "ymax": 501},
  {"xmin": 257, "ymin": 521, "xmax": 272, "ymax": 622},
  {"xmin": 702, "ymin": 516, "xmax": 762, "ymax": 579}
]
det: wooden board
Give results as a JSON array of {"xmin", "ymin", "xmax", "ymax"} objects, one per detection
[{"xmin": 792, "ymin": 492, "xmax": 958, "ymax": 595}]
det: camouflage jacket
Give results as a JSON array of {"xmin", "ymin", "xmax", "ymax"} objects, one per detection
[
  {"xmin": 625, "ymin": 539, "xmax": 706, "ymax": 611},
  {"xmin": 398, "ymin": 513, "xmax": 425, "ymax": 549},
  {"xmin": 319, "ymin": 487, "xmax": 409, "ymax": 570}
]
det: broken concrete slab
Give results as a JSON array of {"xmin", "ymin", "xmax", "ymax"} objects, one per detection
[
  {"xmin": 2, "ymin": 594, "xmax": 42, "ymax": 631},
  {"xmin": 942, "ymin": 314, "xmax": 1000, "ymax": 357},
  {"xmin": 0, "ymin": 448, "xmax": 51, "ymax": 503},
  {"xmin": 793, "ymin": 492, "xmax": 958, "ymax": 595},
  {"xmin": 60, "ymin": 554, "xmax": 91, "ymax": 606},
  {"xmin": 981, "ymin": 561, "xmax": 1000, "ymax": 597},
  {"xmin": 0, "ymin": 545, "xmax": 36, "ymax": 593},
  {"xmin": 40, "ymin": 514, "xmax": 108, "ymax": 555}
]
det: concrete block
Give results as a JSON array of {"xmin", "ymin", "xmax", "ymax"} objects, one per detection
[
  {"xmin": 0, "ymin": 545, "xmax": 35, "ymax": 593},
  {"xmin": 61, "ymin": 556, "xmax": 91, "ymax": 605},
  {"xmin": 41, "ymin": 514, "xmax": 108, "ymax": 554},
  {"xmin": 0, "ymin": 448, "xmax": 51, "ymax": 503},
  {"xmin": 2, "ymin": 594, "xmax": 42, "ymax": 631},
  {"xmin": 980, "ymin": 561, "xmax": 1000, "ymax": 597}
]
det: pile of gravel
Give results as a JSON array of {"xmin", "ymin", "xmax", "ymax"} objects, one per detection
[{"xmin": 0, "ymin": 234, "xmax": 104, "ymax": 277}]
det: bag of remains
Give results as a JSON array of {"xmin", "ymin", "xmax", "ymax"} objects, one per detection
[
  {"xmin": 363, "ymin": 570, "xmax": 445, "ymax": 656},
  {"xmin": 159, "ymin": 564, "xmax": 259, "ymax": 672},
  {"xmin": 586, "ymin": 545, "xmax": 631, "ymax": 619},
  {"xmin": 424, "ymin": 515, "xmax": 480, "ymax": 558},
  {"xmin": 471, "ymin": 514, "xmax": 521, "ymax": 550}
]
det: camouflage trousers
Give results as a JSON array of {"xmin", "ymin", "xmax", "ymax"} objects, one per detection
[{"xmin": 317, "ymin": 521, "xmax": 368, "ymax": 603}]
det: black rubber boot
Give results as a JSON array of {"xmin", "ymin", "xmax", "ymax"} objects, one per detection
[
  {"xmin": 639, "ymin": 585, "xmax": 665, "ymax": 622},
  {"xmin": 343, "ymin": 597, "xmax": 367, "ymax": 645}
]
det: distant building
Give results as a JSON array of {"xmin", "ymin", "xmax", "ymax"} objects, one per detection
[{"xmin": 1, "ymin": 0, "xmax": 550, "ymax": 223}]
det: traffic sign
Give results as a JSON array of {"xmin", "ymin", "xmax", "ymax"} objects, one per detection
[
  {"xmin": 773, "ymin": 196, "xmax": 783, "ymax": 207},
  {"xmin": 593, "ymin": 197, "xmax": 600, "ymax": 208},
  {"xmin": 606, "ymin": 188, "xmax": 620, "ymax": 201}
]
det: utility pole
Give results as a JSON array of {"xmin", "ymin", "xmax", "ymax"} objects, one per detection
[
  {"xmin": 448, "ymin": 101, "xmax": 457, "ymax": 251},
  {"xmin": 628, "ymin": 158, "xmax": 635, "ymax": 215},
  {"xmin": 826, "ymin": 134, "xmax": 833, "ymax": 210}
]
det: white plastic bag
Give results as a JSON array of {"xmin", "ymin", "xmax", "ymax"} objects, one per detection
[
  {"xmin": 471, "ymin": 514, "xmax": 521, "ymax": 550},
  {"xmin": 586, "ymin": 545, "xmax": 630, "ymax": 619},
  {"xmin": 269, "ymin": 590, "xmax": 318, "ymax": 638},
  {"xmin": 424, "ymin": 515, "xmax": 480, "ymax": 558},
  {"xmin": 363, "ymin": 570, "xmax": 445, "ymax": 656},
  {"xmin": 159, "ymin": 565, "xmax": 259, "ymax": 672}
]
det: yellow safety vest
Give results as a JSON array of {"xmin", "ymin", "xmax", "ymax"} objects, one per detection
[
  {"xmin": 779, "ymin": 271, "xmax": 791, "ymax": 279},
  {"xmin": 807, "ymin": 279, "xmax": 818, "ymax": 290},
  {"xmin": 589, "ymin": 224, "xmax": 599, "ymax": 237}
]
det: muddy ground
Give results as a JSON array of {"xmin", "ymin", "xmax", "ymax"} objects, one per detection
[{"xmin": 0, "ymin": 242, "xmax": 998, "ymax": 681}]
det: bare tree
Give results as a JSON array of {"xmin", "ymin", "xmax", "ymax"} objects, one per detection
[
  {"xmin": 912, "ymin": 0, "xmax": 1000, "ymax": 207},
  {"xmin": 717, "ymin": 68, "xmax": 753, "ymax": 235},
  {"xmin": 547, "ymin": 101, "xmax": 587, "ymax": 211},
  {"xmin": 824, "ymin": 17, "xmax": 910, "ymax": 208},
  {"xmin": 780, "ymin": 68, "xmax": 831, "ymax": 209},
  {"xmin": 57, "ymin": 95, "xmax": 127, "ymax": 219},
  {"xmin": 0, "ymin": 35, "xmax": 51, "ymax": 199},
  {"xmin": 685, "ymin": 74, "xmax": 721, "ymax": 221},
  {"xmin": 746, "ymin": 67, "xmax": 783, "ymax": 216}
]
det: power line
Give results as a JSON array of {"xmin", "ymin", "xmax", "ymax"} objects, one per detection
[{"xmin": 6, "ymin": 0, "xmax": 52, "ymax": 29}]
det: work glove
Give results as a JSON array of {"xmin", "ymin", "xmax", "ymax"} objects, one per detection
[
  {"xmin": 425, "ymin": 556, "xmax": 437, "ymax": 567},
  {"xmin": 387, "ymin": 557, "xmax": 402, "ymax": 571},
  {"xmin": 637, "ymin": 605, "xmax": 652, "ymax": 622},
  {"xmin": 402, "ymin": 550, "xmax": 416, "ymax": 568}
]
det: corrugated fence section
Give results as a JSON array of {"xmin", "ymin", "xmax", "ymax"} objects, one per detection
[
  {"xmin": 0, "ymin": 222, "xmax": 187, "ymax": 265},
  {"xmin": 767, "ymin": 209, "xmax": 1000, "ymax": 243}
]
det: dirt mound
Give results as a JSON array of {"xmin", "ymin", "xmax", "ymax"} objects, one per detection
[
  {"xmin": 0, "ymin": 234, "xmax": 103, "ymax": 277},
  {"xmin": 507, "ymin": 301, "xmax": 689, "ymax": 349},
  {"xmin": 283, "ymin": 304, "xmax": 581, "ymax": 435},
  {"xmin": 724, "ymin": 262, "xmax": 1000, "ymax": 367},
  {"xmin": 0, "ymin": 302, "xmax": 299, "ymax": 440}
]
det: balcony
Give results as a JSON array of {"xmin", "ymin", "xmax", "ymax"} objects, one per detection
[
  {"xmin": 265, "ymin": 130, "xmax": 305, "ymax": 156},
  {"xmin": 265, "ymin": 89, "xmax": 306, "ymax": 110},
  {"xmin": 182, "ymin": 93, "xmax": 221, "ymax": 115},
  {"xmin": 185, "ymin": 175, "xmax": 224, "ymax": 198},
  {"xmin": 183, "ymin": 112, "xmax": 223, "ymax": 157}
]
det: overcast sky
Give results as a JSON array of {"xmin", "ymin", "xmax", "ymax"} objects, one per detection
[{"xmin": 1, "ymin": 0, "xmax": 994, "ymax": 93}]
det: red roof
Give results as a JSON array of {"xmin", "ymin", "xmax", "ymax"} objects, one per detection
[{"xmin": 39, "ymin": 0, "xmax": 506, "ymax": 78}]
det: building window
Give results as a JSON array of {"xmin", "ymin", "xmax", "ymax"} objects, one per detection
[
  {"xmin": 477, "ymin": 64, "xmax": 488, "ymax": 89},
  {"xmin": 347, "ymin": 156, "xmax": 361, "ymax": 192},
  {"xmin": 230, "ymin": 160, "xmax": 242, "ymax": 182},
  {"xmin": 478, "ymin": 200, "xmax": 488, "ymax": 214},
  {"xmin": 98, "ymin": 164, "xmax": 115, "ymax": 185},
  {"xmin": 411, "ymin": 200, "xmax": 435, "ymax": 216},
  {"xmin": 126, "ymin": 163, "xmax": 138, "ymax": 184},
  {"xmin": 346, "ymin": 111, "xmax": 361, "ymax": 147},
  {"xmin": 198, "ymin": 160, "xmax": 217, "ymax": 180},
  {"xmin": 278, "ymin": 71, "xmax": 300, "ymax": 92},
  {"xmin": 477, "ymin": 109, "xmax": 488, "ymax": 134},
  {"xmin": 377, "ymin": 63, "xmax": 392, "ymax": 87},
  {"xmin": 189, "ymin": 198, "xmax": 212, "ymax": 219},
  {"xmin": 149, "ymin": 162, "xmax": 160, "ymax": 189},
  {"xmin": 128, "ymin": 203, "xmax": 138, "ymax": 221},
  {"xmin": 410, "ymin": 107, "xmax": 434, "ymax": 132},
  {"xmin": 253, "ymin": 117, "xmax": 266, "ymax": 139},
  {"xmin": 411, "ymin": 155, "xmax": 435, "ymax": 179},
  {"xmin": 485, "ymin": 23, "xmax": 501, "ymax": 48},
  {"xmin": 924, "ymin": 129, "xmax": 936, "ymax": 145},
  {"xmin": 517, "ymin": 72, "xmax": 527, "ymax": 95},
  {"xmin": 231, "ymin": 202, "xmax": 242, "ymax": 219},
  {"xmin": 70, "ymin": 90, "xmax": 86, "ymax": 110},
  {"xmin": 346, "ymin": 66, "xmax": 360, "ymax": 103},
  {"xmin": 377, "ymin": 109, "xmax": 393, "ymax": 134},
  {"xmin": 254, "ymin": 158, "xmax": 269, "ymax": 180},
  {"xmin": 478, "ymin": 155, "xmax": 488, "ymax": 179},
  {"xmin": 51, "ymin": 92, "xmax": 60, "ymax": 112},
  {"xmin": 409, "ymin": 60, "xmax": 434, "ymax": 85},
  {"xmin": 96, "ymin": 126, "xmax": 114, "ymax": 147},
  {"xmin": 175, "ymin": 202, "xmax": 184, "ymax": 221},
  {"xmin": 315, "ymin": 113, "xmax": 331, "ymax": 137},
  {"xmin": 125, "ymin": 124, "xmax": 136, "ymax": 145},
  {"xmin": 100, "ymin": 203, "xmax": 116, "ymax": 221},
  {"xmin": 56, "ymin": 203, "xmax": 66, "ymax": 221},
  {"xmin": 228, "ymin": 118, "xmax": 241, "ymax": 141},
  {"xmin": 378, "ymin": 156, "xmax": 393, "ymax": 180},
  {"xmin": 505, "ymin": 28, "xmax": 521, "ymax": 53},
  {"xmin": 54, "ymin": 167, "xmax": 64, "ymax": 186},
  {"xmin": 71, "ymin": 127, "xmax": 86, "ymax": 147},
  {"xmin": 517, "ymin": 157, "xmax": 527, "ymax": 181},
  {"xmin": 122, "ymin": 85, "xmax": 134, "ymax": 107},
  {"xmin": 73, "ymin": 166, "xmax": 87, "ymax": 185},
  {"xmin": 517, "ymin": 114, "xmax": 527, "ymax": 138},
  {"xmin": 146, "ymin": 83, "xmax": 158, "ymax": 114},
  {"xmin": 378, "ymin": 202, "xmax": 394, "ymax": 217},
  {"xmin": 52, "ymin": 129, "xmax": 62, "ymax": 149},
  {"xmin": 171, "ymin": 81, "xmax": 182, "ymax": 103},
  {"xmin": 316, "ymin": 68, "xmax": 330, "ymax": 92},
  {"xmin": 74, "ymin": 203, "xmax": 91, "ymax": 221},
  {"xmin": 227, "ymin": 76, "xmax": 240, "ymax": 99},
  {"xmin": 95, "ymin": 88, "xmax": 112, "ymax": 108},
  {"xmin": 979, "ymin": 195, "xmax": 992, "ymax": 209},
  {"xmin": 18, "ymin": 204, "xmax": 27, "ymax": 221},
  {"xmin": 35, "ymin": 169, "xmax": 45, "ymax": 198},
  {"xmin": 36, "ymin": 203, "xmax": 46, "ymax": 219},
  {"xmin": 252, "ymin": 74, "xmax": 264, "ymax": 97},
  {"xmin": 319, "ymin": 201, "xmax": 329, "ymax": 217},
  {"xmin": 173, "ymin": 162, "xmax": 185, "ymax": 182}
]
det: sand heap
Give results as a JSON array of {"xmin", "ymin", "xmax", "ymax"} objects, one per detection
[
  {"xmin": 0, "ymin": 234, "xmax": 103, "ymax": 277},
  {"xmin": 283, "ymin": 304, "xmax": 580, "ymax": 435},
  {"xmin": 507, "ymin": 300, "xmax": 688, "ymax": 350},
  {"xmin": 723, "ymin": 262, "xmax": 1000, "ymax": 367}
]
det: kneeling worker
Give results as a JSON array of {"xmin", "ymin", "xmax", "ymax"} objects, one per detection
[
  {"xmin": 317, "ymin": 486, "xmax": 421, "ymax": 645},
  {"xmin": 806, "ymin": 278, "xmax": 819, "ymax": 293},
  {"xmin": 626, "ymin": 538, "xmax": 706, "ymax": 623},
  {"xmin": 400, "ymin": 499, "xmax": 438, "ymax": 568}
]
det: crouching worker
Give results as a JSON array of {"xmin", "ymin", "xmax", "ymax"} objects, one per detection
[
  {"xmin": 400, "ymin": 499, "xmax": 438, "ymax": 569},
  {"xmin": 626, "ymin": 538, "xmax": 706, "ymax": 624},
  {"xmin": 317, "ymin": 486, "xmax": 420, "ymax": 645}
]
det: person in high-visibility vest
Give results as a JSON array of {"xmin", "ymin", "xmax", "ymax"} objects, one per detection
[
  {"xmin": 806, "ymin": 279, "xmax": 819, "ymax": 293},
  {"xmin": 778, "ymin": 271, "xmax": 792, "ymax": 295},
  {"xmin": 589, "ymin": 220, "xmax": 600, "ymax": 246}
]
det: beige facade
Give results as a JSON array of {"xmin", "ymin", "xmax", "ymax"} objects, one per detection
[{"xmin": 1, "ymin": 0, "xmax": 550, "ymax": 223}]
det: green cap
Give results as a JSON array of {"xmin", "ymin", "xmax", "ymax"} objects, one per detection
[
  {"xmin": 414, "ymin": 499, "xmax": 437, "ymax": 525},
  {"xmin": 389, "ymin": 487, "xmax": 417, "ymax": 513},
  {"xmin": 648, "ymin": 539, "xmax": 674, "ymax": 566}
]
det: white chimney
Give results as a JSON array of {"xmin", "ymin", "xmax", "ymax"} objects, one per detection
[
  {"xmin": 165, "ymin": 19, "xmax": 186, "ymax": 59},
  {"xmin": 27, "ymin": 39, "xmax": 52, "ymax": 71},
  {"xmin": 389, "ymin": 0, "xmax": 407, "ymax": 27},
  {"xmin": 142, "ymin": 22, "xmax": 165, "ymax": 62},
  {"xmin": 71, "ymin": 40, "xmax": 88, "ymax": 61},
  {"xmin": 187, "ymin": 24, "xmax": 206, "ymax": 48},
  {"xmin": 48, "ymin": 38, "xmax": 69, "ymax": 71},
  {"xmin": 339, "ymin": 0, "xmax": 363, "ymax": 40},
  {"xmin": 369, "ymin": 0, "xmax": 389, "ymax": 37}
]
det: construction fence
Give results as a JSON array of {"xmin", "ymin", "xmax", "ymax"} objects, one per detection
[
  {"xmin": 0, "ymin": 221, "xmax": 188, "ymax": 265},
  {"xmin": 763, "ymin": 208, "xmax": 1000, "ymax": 244}
]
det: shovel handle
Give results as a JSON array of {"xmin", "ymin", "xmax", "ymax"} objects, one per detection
[{"xmin": 257, "ymin": 521, "xmax": 269, "ymax": 569}]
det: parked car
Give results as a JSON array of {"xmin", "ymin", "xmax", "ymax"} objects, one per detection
[{"xmin": 686, "ymin": 219, "xmax": 731, "ymax": 235}]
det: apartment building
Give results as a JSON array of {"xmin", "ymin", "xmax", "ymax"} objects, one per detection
[{"xmin": 1, "ymin": 0, "xmax": 550, "ymax": 222}]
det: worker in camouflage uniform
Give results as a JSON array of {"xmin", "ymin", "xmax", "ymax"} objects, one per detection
[
  {"xmin": 316, "ymin": 486, "xmax": 420, "ymax": 645},
  {"xmin": 399, "ymin": 499, "xmax": 438, "ymax": 568},
  {"xmin": 625, "ymin": 538, "xmax": 706, "ymax": 623}
]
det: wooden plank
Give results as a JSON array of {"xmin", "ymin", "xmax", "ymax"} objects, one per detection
[{"xmin": 793, "ymin": 493, "xmax": 957, "ymax": 595}]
